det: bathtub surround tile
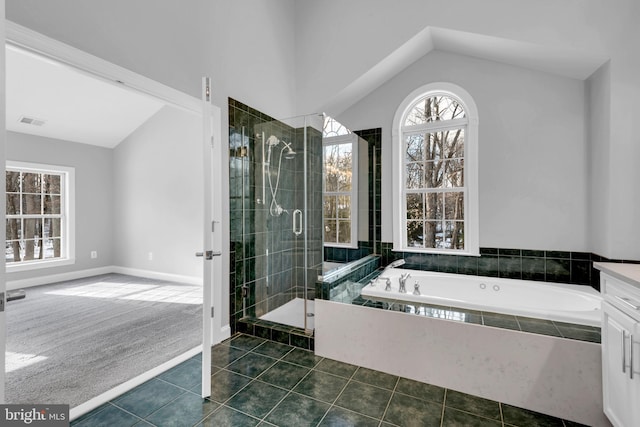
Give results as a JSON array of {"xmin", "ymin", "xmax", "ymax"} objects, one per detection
[
  {"xmin": 482, "ymin": 313, "xmax": 520, "ymax": 331},
  {"xmin": 498, "ymin": 256, "xmax": 522, "ymax": 279},
  {"xmin": 517, "ymin": 318, "xmax": 562, "ymax": 337}
]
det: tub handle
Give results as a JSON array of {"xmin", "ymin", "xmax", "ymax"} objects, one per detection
[
  {"xmin": 615, "ymin": 295, "xmax": 640, "ymax": 311},
  {"xmin": 631, "ymin": 334, "xmax": 634, "ymax": 380}
]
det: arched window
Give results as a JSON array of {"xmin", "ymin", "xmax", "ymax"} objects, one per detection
[{"xmin": 392, "ymin": 83, "xmax": 479, "ymax": 255}]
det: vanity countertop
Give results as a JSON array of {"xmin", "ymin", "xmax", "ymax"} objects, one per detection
[{"xmin": 594, "ymin": 262, "xmax": 640, "ymax": 289}]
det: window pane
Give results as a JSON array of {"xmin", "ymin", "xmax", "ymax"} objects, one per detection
[
  {"xmin": 444, "ymin": 159, "xmax": 464, "ymax": 188},
  {"xmin": 424, "ymin": 161, "xmax": 444, "ymax": 188},
  {"xmin": 324, "ymin": 219, "xmax": 337, "ymax": 243},
  {"xmin": 404, "ymin": 95, "xmax": 466, "ymax": 126},
  {"xmin": 424, "ymin": 221, "xmax": 440, "ymax": 248},
  {"xmin": 23, "ymin": 173, "xmax": 41, "ymax": 193},
  {"xmin": 337, "ymin": 144, "xmax": 352, "ymax": 191},
  {"xmin": 324, "ymin": 145, "xmax": 339, "ymax": 192},
  {"xmin": 337, "ymin": 196, "xmax": 350, "ymax": 219},
  {"xmin": 43, "ymin": 238, "xmax": 61, "ymax": 259},
  {"xmin": 433, "ymin": 221, "xmax": 444, "ymax": 249},
  {"xmin": 23, "ymin": 238, "xmax": 39, "ymax": 261},
  {"xmin": 444, "ymin": 192, "xmax": 464, "ymax": 220},
  {"xmin": 323, "ymin": 196, "xmax": 336, "ymax": 219},
  {"xmin": 6, "ymin": 171, "xmax": 21, "ymax": 192},
  {"xmin": 444, "ymin": 221, "xmax": 465, "ymax": 249},
  {"xmin": 6, "ymin": 193, "xmax": 20, "ymax": 215},
  {"xmin": 425, "ymin": 192, "xmax": 442, "ymax": 220},
  {"xmin": 407, "ymin": 221, "xmax": 424, "ymax": 248},
  {"xmin": 6, "ymin": 241, "xmax": 21, "ymax": 263},
  {"xmin": 44, "ymin": 218, "xmax": 61, "ymax": 238},
  {"xmin": 338, "ymin": 221, "xmax": 351, "ymax": 244},
  {"xmin": 22, "ymin": 194, "xmax": 42, "ymax": 214},
  {"xmin": 44, "ymin": 195, "xmax": 61, "ymax": 214},
  {"xmin": 6, "ymin": 219, "xmax": 21, "ymax": 241},
  {"xmin": 442, "ymin": 129, "xmax": 464, "ymax": 158},
  {"xmin": 405, "ymin": 135, "xmax": 424, "ymax": 162},
  {"xmin": 406, "ymin": 163, "xmax": 424, "ymax": 189},
  {"xmin": 406, "ymin": 193, "xmax": 423, "ymax": 220},
  {"xmin": 43, "ymin": 174, "xmax": 61, "ymax": 194},
  {"xmin": 24, "ymin": 218, "xmax": 42, "ymax": 239}
]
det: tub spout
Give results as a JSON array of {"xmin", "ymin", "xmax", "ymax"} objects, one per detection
[{"xmin": 384, "ymin": 259, "xmax": 405, "ymax": 270}]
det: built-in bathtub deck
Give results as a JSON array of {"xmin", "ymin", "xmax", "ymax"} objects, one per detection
[{"xmin": 351, "ymin": 295, "xmax": 601, "ymax": 343}]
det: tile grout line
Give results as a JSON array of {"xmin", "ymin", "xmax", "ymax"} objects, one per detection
[{"xmin": 378, "ymin": 374, "xmax": 401, "ymax": 425}]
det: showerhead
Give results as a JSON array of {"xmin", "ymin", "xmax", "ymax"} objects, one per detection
[{"xmin": 283, "ymin": 143, "xmax": 296, "ymax": 159}]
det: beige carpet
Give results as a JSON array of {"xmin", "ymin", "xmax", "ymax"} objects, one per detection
[{"xmin": 5, "ymin": 274, "xmax": 202, "ymax": 407}]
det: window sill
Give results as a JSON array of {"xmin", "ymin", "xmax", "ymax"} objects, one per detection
[
  {"xmin": 393, "ymin": 247, "xmax": 480, "ymax": 257},
  {"xmin": 6, "ymin": 258, "xmax": 76, "ymax": 273}
]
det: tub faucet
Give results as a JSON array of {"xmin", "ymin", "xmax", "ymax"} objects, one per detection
[
  {"xmin": 413, "ymin": 282, "xmax": 421, "ymax": 296},
  {"xmin": 399, "ymin": 273, "xmax": 410, "ymax": 293},
  {"xmin": 384, "ymin": 278, "xmax": 392, "ymax": 291}
]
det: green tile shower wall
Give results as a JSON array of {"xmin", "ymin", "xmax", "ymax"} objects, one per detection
[{"xmin": 228, "ymin": 98, "xmax": 323, "ymax": 335}]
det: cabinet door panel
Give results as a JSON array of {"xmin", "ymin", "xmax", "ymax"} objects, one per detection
[{"xmin": 602, "ymin": 303, "xmax": 638, "ymax": 427}]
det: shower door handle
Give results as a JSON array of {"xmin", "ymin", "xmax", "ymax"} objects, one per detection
[{"xmin": 293, "ymin": 209, "xmax": 303, "ymax": 236}]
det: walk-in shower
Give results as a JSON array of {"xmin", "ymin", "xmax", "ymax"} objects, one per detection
[{"xmin": 229, "ymin": 101, "xmax": 323, "ymax": 333}]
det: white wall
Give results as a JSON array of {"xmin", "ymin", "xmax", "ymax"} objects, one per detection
[
  {"xmin": 338, "ymin": 51, "xmax": 587, "ymax": 251},
  {"xmin": 5, "ymin": 132, "xmax": 114, "ymax": 281},
  {"xmin": 113, "ymin": 106, "xmax": 202, "ymax": 280}
]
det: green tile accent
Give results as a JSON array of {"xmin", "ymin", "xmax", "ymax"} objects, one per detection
[
  {"xmin": 556, "ymin": 325, "xmax": 601, "ymax": 343},
  {"xmin": 335, "ymin": 381, "xmax": 392, "ymax": 419},
  {"xmin": 517, "ymin": 318, "xmax": 562, "ymax": 337},
  {"xmin": 265, "ymin": 393, "xmax": 330, "ymax": 427},
  {"xmin": 482, "ymin": 313, "xmax": 520, "ymax": 331},
  {"xmin": 383, "ymin": 393, "xmax": 443, "ymax": 427}
]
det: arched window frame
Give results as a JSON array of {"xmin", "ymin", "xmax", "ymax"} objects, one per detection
[{"xmin": 392, "ymin": 82, "xmax": 479, "ymax": 255}]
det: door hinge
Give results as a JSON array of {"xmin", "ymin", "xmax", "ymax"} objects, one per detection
[
  {"xmin": 211, "ymin": 307, "xmax": 215, "ymax": 318},
  {"xmin": 0, "ymin": 292, "xmax": 4, "ymax": 312}
]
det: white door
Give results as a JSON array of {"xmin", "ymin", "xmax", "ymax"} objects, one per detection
[{"xmin": 200, "ymin": 77, "xmax": 225, "ymax": 398}]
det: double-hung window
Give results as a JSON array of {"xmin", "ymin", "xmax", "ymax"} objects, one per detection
[
  {"xmin": 392, "ymin": 83, "xmax": 479, "ymax": 255},
  {"xmin": 323, "ymin": 117, "xmax": 358, "ymax": 248},
  {"xmin": 6, "ymin": 161, "xmax": 75, "ymax": 270}
]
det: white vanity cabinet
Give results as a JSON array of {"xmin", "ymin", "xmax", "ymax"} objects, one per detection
[{"xmin": 600, "ymin": 268, "xmax": 640, "ymax": 427}]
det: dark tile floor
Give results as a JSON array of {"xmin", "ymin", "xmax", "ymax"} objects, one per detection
[{"xmin": 72, "ymin": 334, "xmax": 587, "ymax": 427}]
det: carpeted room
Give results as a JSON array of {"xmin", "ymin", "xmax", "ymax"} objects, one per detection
[{"xmin": 4, "ymin": 41, "xmax": 205, "ymax": 408}]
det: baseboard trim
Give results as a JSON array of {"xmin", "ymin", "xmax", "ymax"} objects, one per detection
[
  {"xmin": 6, "ymin": 266, "xmax": 202, "ymax": 290},
  {"xmin": 6, "ymin": 266, "xmax": 114, "ymax": 290},
  {"xmin": 112, "ymin": 266, "xmax": 201, "ymax": 285},
  {"xmin": 70, "ymin": 346, "xmax": 202, "ymax": 421}
]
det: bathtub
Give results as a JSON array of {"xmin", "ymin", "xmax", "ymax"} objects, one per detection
[{"xmin": 360, "ymin": 268, "xmax": 602, "ymax": 326}]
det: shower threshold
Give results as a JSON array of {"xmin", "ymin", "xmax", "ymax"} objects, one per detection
[{"xmin": 259, "ymin": 298, "xmax": 315, "ymax": 330}]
